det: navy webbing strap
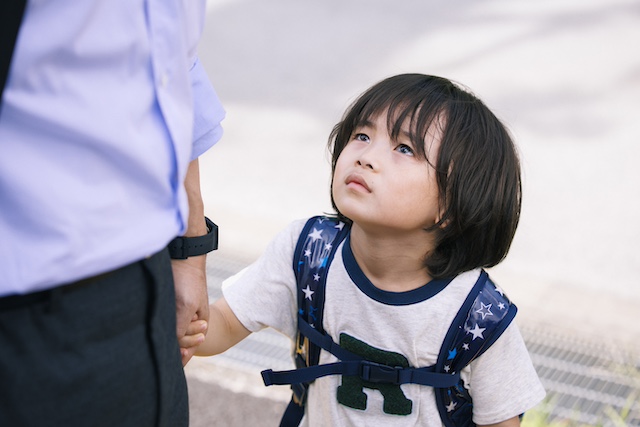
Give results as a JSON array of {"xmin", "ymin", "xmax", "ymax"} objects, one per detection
[
  {"xmin": 0, "ymin": 0, "xmax": 27, "ymax": 115},
  {"xmin": 263, "ymin": 359, "xmax": 461, "ymax": 389},
  {"xmin": 296, "ymin": 316, "xmax": 359, "ymax": 362},
  {"xmin": 278, "ymin": 403, "xmax": 304, "ymax": 427},
  {"xmin": 262, "ymin": 317, "xmax": 461, "ymax": 389}
]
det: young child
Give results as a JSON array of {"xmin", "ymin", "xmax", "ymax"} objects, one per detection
[{"xmin": 181, "ymin": 74, "xmax": 545, "ymax": 426}]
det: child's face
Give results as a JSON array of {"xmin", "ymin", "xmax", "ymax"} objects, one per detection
[{"xmin": 332, "ymin": 112, "xmax": 441, "ymax": 234}]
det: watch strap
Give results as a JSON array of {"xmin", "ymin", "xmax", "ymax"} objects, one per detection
[{"xmin": 168, "ymin": 217, "xmax": 218, "ymax": 259}]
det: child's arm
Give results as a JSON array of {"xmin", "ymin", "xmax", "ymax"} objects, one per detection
[
  {"xmin": 179, "ymin": 297, "xmax": 251, "ymax": 356},
  {"xmin": 478, "ymin": 416, "xmax": 520, "ymax": 427}
]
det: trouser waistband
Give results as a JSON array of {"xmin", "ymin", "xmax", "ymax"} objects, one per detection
[{"xmin": 0, "ymin": 253, "xmax": 159, "ymax": 311}]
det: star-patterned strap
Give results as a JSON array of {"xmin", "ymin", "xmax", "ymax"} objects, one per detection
[
  {"xmin": 434, "ymin": 270, "xmax": 518, "ymax": 427},
  {"xmin": 436, "ymin": 270, "xmax": 517, "ymax": 372},
  {"xmin": 292, "ymin": 216, "xmax": 350, "ymax": 369}
]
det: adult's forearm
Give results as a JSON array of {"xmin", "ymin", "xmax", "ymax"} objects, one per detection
[
  {"xmin": 173, "ymin": 158, "xmax": 210, "ymax": 365},
  {"xmin": 182, "ymin": 158, "xmax": 207, "ymax": 237}
]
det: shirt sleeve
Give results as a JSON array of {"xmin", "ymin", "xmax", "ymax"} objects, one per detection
[
  {"xmin": 189, "ymin": 57, "xmax": 225, "ymax": 160},
  {"xmin": 469, "ymin": 321, "xmax": 546, "ymax": 425},
  {"xmin": 222, "ymin": 220, "xmax": 307, "ymax": 339}
]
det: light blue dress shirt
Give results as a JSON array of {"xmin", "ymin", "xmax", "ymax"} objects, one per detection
[{"xmin": 0, "ymin": 0, "xmax": 225, "ymax": 296}]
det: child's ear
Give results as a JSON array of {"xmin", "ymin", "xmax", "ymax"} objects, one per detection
[{"xmin": 434, "ymin": 210, "xmax": 450, "ymax": 228}]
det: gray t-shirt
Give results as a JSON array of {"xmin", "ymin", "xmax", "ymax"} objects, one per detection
[{"xmin": 224, "ymin": 219, "xmax": 545, "ymax": 426}]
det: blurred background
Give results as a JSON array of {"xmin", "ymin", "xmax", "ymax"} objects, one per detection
[{"xmin": 187, "ymin": 0, "xmax": 640, "ymax": 425}]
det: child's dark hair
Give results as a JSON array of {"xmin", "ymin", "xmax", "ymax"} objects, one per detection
[{"xmin": 328, "ymin": 74, "xmax": 522, "ymax": 279}]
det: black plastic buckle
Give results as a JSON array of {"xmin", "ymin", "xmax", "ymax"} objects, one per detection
[{"xmin": 359, "ymin": 361, "xmax": 403, "ymax": 384}]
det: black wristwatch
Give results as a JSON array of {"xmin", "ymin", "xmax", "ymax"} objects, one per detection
[{"xmin": 168, "ymin": 217, "xmax": 218, "ymax": 259}]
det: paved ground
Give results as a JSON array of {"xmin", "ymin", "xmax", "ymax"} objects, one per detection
[
  {"xmin": 186, "ymin": 360, "xmax": 287, "ymax": 427},
  {"xmin": 187, "ymin": 0, "xmax": 640, "ymax": 424}
]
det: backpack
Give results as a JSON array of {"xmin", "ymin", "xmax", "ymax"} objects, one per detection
[{"xmin": 261, "ymin": 216, "xmax": 518, "ymax": 427}]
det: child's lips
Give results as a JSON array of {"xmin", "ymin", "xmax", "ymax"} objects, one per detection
[{"xmin": 345, "ymin": 173, "xmax": 371, "ymax": 192}]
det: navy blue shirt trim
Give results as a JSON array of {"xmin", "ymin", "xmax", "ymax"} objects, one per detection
[{"xmin": 342, "ymin": 235, "xmax": 453, "ymax": 306}]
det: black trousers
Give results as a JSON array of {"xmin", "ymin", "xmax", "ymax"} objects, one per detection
[{"xmin": 0, "ymin": 249, "xmax": 188, "ymax": 427}]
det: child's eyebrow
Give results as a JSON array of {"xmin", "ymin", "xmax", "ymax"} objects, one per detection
[
  {"xmin": 399, "ymin": 129, "xmax": 412, "ymax": 142},
  {"xmin": 355, "ymin": 119, "xmax": 375, "ymax": 129},
  {"xmin": 394, "ymin": 123, "xmax": 416, "ymax": 145}
]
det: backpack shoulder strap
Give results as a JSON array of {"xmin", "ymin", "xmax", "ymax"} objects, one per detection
[
  {"xmin": 435, "ymin": 270, "xmax": 518, "ymax": 427},
  {"xmin": 267, "ymin": 215, "xmax": 350, "ymax": 427},
  {"xmin": 292, "ymin": 215, "xmax": 350, "ymax": 361}
]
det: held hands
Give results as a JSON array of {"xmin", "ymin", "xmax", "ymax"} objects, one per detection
[
  {"xmin": 177, "ymin": 297, "xmax": 252, "ymax": 357},
  {"xmin": 172, "ymin": 255, "xmax": 209, "ymax": 365},
  {"xmin": 178, "ymin": 317, "xmax": 208, "ymax": 351}
]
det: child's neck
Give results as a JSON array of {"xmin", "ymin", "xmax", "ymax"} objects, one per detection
[{"xmin": 349, "ymin": 224, "xmax": 435, "ymax": 293}]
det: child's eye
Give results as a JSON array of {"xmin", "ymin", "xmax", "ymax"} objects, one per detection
[
  {"xmin": 396, "ymin": 144, "xmax": 414, "ymax": 156},
  {"xmin": 353, "ymin": 133, "xmax": 370, "ymax": 142}
]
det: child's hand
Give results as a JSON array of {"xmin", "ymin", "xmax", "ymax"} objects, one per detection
[
  {"xmin": 179, "ymin": 316, "xmax": 207, "ymax": 363},
  {"xmin": 180, "ymin": 297, "xmax": 250, "ymax": 358}
]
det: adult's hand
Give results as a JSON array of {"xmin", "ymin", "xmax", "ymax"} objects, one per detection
[{"xmin": 172, "ymin": 255, "xmax": 209, "ymax": 365}]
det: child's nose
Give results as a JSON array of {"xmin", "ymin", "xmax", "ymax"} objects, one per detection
[
  {"xmin": 356, "ymin": 158, "xmax": 374, "ymax": 169},
  {"xmin": 356, "ymin": 142, "xmax": 380, "ymax": 170}
]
